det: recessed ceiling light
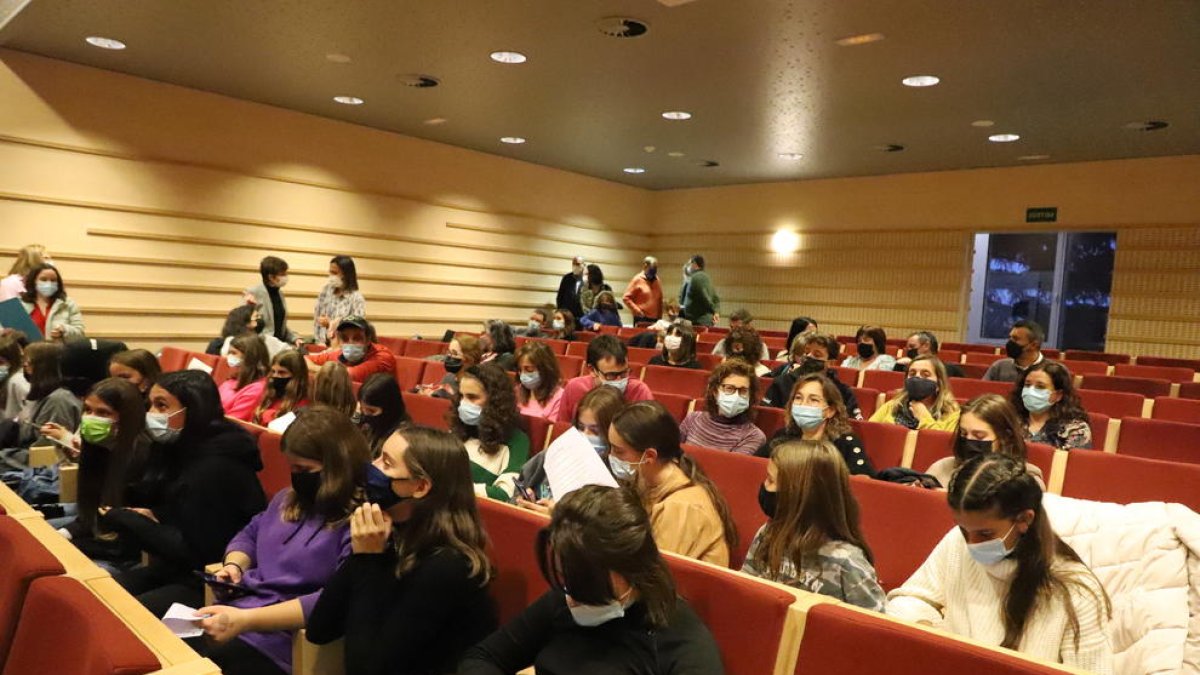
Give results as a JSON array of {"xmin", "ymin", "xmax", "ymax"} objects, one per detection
[
  {"xmin": 971, "ymin": 119, "xmax": 995, "ymax": 128},
  {"xmin": 85, "ymin": 36, "xmax": 126, "ymax": 50},
  {"xmin": 325, "ymin": 53, "xmax": 352, "ymax": 64},
  {"xmin": 333, "ymin": 96, "xmax": 364, "ymax": 105},
  {"xmin": 667, "ymin": 151, "xmax": 686, "ymax": 158},
  {"xmin": 490, "ymin": 51, "xmax": 527, "ymax": 64},
  {"xmin": 901, "ymin": 75, "xmax": 940, "ymax": 88},
  {"xmin": 771, "ymin": 230, "xmax": 801, "ymax": 254},
  {"xmin": 1017, "ymin": 154, "xmax": 1050, "ymax": 161},
  {"xmin": 643, "ymin": 146, "xmax": 657, "ymax": 153},
  {"xmin": 623, "ymin": 167, "xmax": 646, "ymax": 174},
  {"xmin": 662, "ymin": 111, "xmax": 692, "ymax": 120},
  {"xmin": 777, "ymin": 152, "xmax": 804, "ymax": 160},
  {"xmin": 423, "ymin": 118, "xmax": 448, "ymax": 126},
  {"xmin": 500, "ymin": 136, "xmax": 526, "ymax": 144},
  {"xmin": 835, "ymin": 32, "xmax": 885, "ymax": 47},
  {"xmin": 988, "ymin": 133, "xmax": 1020, "ymax": 143}
]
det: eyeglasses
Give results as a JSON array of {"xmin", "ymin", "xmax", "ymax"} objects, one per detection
[
  {"xmin": 718, "ymin": 384, "xmax": 750, "ymax": 397},
  {"xmin": 596, "ymin": 368, "xmax": 629, "ymax": 381}
]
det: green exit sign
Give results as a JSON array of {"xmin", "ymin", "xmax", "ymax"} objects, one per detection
[{"xmin": 1026, "ymin": 207, "xmax": 1058, "ymax": 223}]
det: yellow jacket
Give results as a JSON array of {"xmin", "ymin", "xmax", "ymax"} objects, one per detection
[{"xmin": 869, "ymin": 397, "xmax": 961, "ymax": 431}]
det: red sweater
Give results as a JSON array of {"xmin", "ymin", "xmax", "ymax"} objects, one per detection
[{"xmin": 308, "ymin": 343, "xmax": 396, "ymax": 383}]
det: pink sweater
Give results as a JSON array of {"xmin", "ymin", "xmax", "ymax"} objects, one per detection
[{"xmin": 219, "ymin": 378, "xmax": 267, "ymax": 422}]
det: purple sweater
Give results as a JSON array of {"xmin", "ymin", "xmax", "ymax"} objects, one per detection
[{"xmin": 224, "ymin": 490, "xmax": 352, "ymax": 672}]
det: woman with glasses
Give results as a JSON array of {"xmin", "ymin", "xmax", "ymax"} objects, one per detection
[{"xmin": 679, "ymin": 361, "xmax": 764, "ymax": 455}]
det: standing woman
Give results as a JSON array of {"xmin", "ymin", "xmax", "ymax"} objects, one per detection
[
  {"xmin": 307, "ymin": 427, "xmax": 498, "ymax": 674},
  {"xmin": 252, "ymin": 350, "xmax": 310, "ymax": 426},
  {"xmin": 449, "ymin": 363, "xmax": 530, "ymax": 501},
  {"xmin": 887, "ymin": 455, "xmax": 1112, "ymax": 672},
  {"xmin": 1, "ymin": 244, "xmax": 49, "ymax": 301},
  {"xmin": 0, "ymin": 330, "xmax": 30, "ymax": 419},
  {"xmin": 607, "ymin": 401, "xmax": 737, "ymax": 566},
  {"xmin": 19, "ymin": 263, "xmax": 85, "ymax": 341},
  {"xmin": 218, "ymin": 335, "xmax": 270, "ymax": 422},
  {"xmin": 578, "ymin": 264, "xmax": 613, "ymax": 313},
  {"xmin": 108, "ymin": 349, "xmax": 162, "ymax": 401},
  {"xmin": 355, "ymin": 373, "xmax": 410, "ymax": 456},
  {"xmin": 1011, "ymin": 361, "xmax": 1092, "ymax": 450},
  {"xmin": 244, "ymin": 256, "xmax": 300, "ymax": 348},
  {"xmin": 514, "ymin": 342, "xmax": 564, "ymax": 420},
  {"xmin": 313, "ymin": 256, "xmax": 366, "ymax": 346},
  {"xmin": 870, "ymin": 355, "xmax": 960, "ymax": 431}
]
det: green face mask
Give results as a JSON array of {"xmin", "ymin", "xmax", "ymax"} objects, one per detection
[{"xmin": 79, "ymin": 415, "xmax": 114, "ymax": 444}]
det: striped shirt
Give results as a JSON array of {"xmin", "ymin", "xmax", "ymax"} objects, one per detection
[{"xmin": 679, "ymin": 411, "xmax": 765, "ymax": 456}]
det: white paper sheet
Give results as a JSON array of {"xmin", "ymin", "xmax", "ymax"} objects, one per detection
[
  {"xmin": 186, "ymin": 357, "xmax": 213, "ymax": 374},
  {"xmin": 161, "ymin": 602, "xmax": 206, "ymax": 639},
  {"xmin": 543, "ymin": 427, "xmax": 618, "ymax": 499}
]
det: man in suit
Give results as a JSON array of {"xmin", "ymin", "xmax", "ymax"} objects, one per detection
[{"xmin": 555, "ymin": 255, "xmax": 586, "ymax": 328}]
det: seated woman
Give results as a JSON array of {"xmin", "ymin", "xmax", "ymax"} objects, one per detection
[
  {"xmin": 887, "ymin": 455, "xmax": 1112, "ymax": 672},
  {"xmin": 548, "ymin": 308, "xmax": 577, "ymax": 341},
  {"xmin": 870, "ymin": 355, "xmax": 960, "ymax": 431},
  {"xmin": 307, "ymin": 426, "xmax": 497, "ymax": 674},
  {"xmin": 517, "ymin": 385, "xmax": 625, "ymax": 513},
  {"xmin": 422, "ymin": 334, "xmax": 483, "ymax": 399},
  {"xmin": 723, "ymin": 326, "xmax": 771, "ymax": 376},
  {"xmin": 743, "ymin": 439, "xmax": 884, "ymax": 611},
  {"xmin": 480, "ymin": 320, "xmax": 518, "ymax": 372},
  {"xmin": 107, "ymin": 348, "xmax": 161, "ymax": 401},
  {"xmin": 1012, "ymin": 361, "xmax": 1092, "ymax": 450},
  {"xmin": 842, "ymin": 325, "xmax": 896, "ymax": 371},
  {"xmin": 763, "ymin": 332, "xmax": 862, "ymax": 419},
  {"xmin": 108, "ymin": 371, "xmax": 266, "ymax": 616},
  {"xmin": 293, "ymin": 361, "xmax": 356, "ymax": 426},
  {"xmin": 514, "ymin": 341, "xmax": 564, "ymax": 420},
  {"xmin": 206, "ymin": 305, "xmax": 262, "ymax": 356},
  {"xmin": 1, "ymin": 341, "xmax": 81, "ymax": 472},
  {"xmin": 757, "ymin": 374, "xmax": 874, "ymax": 476},
  {"xmin": 579, "ymin": 290, "xmax": 623, "ymax": 330},
  {"xmin": 608, "ymin": 401, "xmax": 737, "ymax": 566},
  {"xmin": 928, "ymin": 393, "xmax": 1046, "ymax": 490},
  {"xmin": 775, "ymin": 316, "xmax": 818, "ymax": 361},
  {"xmin": 196, "ymin": 407, "xmax": 368, "ymax": 675},
  {"xmin": 252, "ymin": 349, "xmax": 309, "ymax": 426},
  {"xmin": 356, "ymin": 373, "xmax": 410, "ymax": 456},
  {"xmin": 0, "ymin": 330, "xmax": 30, "ymax": 420},
  {"xmin": 218, "ymin": 335, "xmax": 270, "ymax": 422},
  {"xmin": 460, "ymin": 485, "xmax": 722, "ymax": 675},
  {"xmin": 679, "ymin": 361, "xmax": 765, "ymax": 455},
  {"xmin": 449, "ymin": 363, "xmax": 531, "ymax": 501},
  {"xmin": 648, "ymin": 323, "xmax": 702, "ymax": 369}
]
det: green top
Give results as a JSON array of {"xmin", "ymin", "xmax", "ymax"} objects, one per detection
[
  {"xmin": 468, "ymin": 429, "xmax": 531, "ymax": 501},
  {"xmin": 683, "ymin": 270, "xmax": 720, "ymax": 323}
]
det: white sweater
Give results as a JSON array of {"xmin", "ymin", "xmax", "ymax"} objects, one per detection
[{"xmin": 887, "ymin": 527, "xmax": 1113, "ymax": 674}]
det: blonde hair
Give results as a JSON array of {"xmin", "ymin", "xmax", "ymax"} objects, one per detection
[{"xmin": 8, "ymin": 244, "xmax": 47, "ymax": 277}]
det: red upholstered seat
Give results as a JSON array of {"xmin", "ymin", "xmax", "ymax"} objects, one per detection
[
  {"xmin": 1025, "ymin": 442, "xmax": 1055, "ymax": 480},
  {"xmin": 1182, "ymin": 382, "xmax": 1200, "ymax": 400},
  {"xmin": 1114, "ymin": 364, "xmax": 1195, "ymax": 384},
  {"xmin": 376, "ymin": 336, "xmax": 407, "ymax": 356},
  {"xmin": 849, "ymin": 420, "xmax": 909, "ymax": 470},
  {"xmin": 626, "ymin": 346, "xmax": 659, "ymax": 363},
  {"xmin": 683, "ymin": 444, "xmax": 768, "ymax": 568},
  {"xmin": 935, "ymin": 349, "xmax": 963, "ymax": 364},
  {"xmin": 419, "ymin": 360, "xmax": 447, "ymax": 386},
  {"xmin": 1065, "ymin": 350, "xmax": 1132, "ymax": 365},
  {"xmin": 616, "ymin": 327, "xmax": 643, "ymax": 339},
  {"xmin": 910, "ymin": 429, "xmax": 955, "ymax": 473},
  {"xmin": 519, "ymin": 414, "xmax": 553, "ymax": 456},
  {"xmin": 795, "ymin": 602, "xmax": 1065, "ymax": 675},
  {"xmin": 157, "ymin": 346, "xmax": 191, "ymax": 373},
  {"xmin": 403, "ymin": 339, "xmax": 449, "ymax": 359},
  {"xmin": 1061, "ymin": 450, "xmax": 1200, "ymax": 514},
  {"xmin": 1060, "ymin": 359, "xmax": 1110, "ymax": 376},
  {"xmin": 553, "ymin": 353, "xmax": 584, "ymax": 379},
  {"xmin": 643, "ymin": 365, "xmax": 710, "ymax": 399},
  {"xmin": 849, "ymin": 476, "xmax": 953, "ymax": 592},
  {"xmin": 565, "ymin": 341, "xmax": 588, "ymax": 358},
  {"xmin": 392, "ymin": 356, "xmax": 426, "ymax": 393},
  {"xmin": 830, "ymin": 366, "xmax": 858, "ymax": 387},
  {"xmin": 1115, "ymin": 417, "xmax": 1200, "ymax": 464},
  {"xmin": 1087, "ymin": 412, "xmax": 1111, "ymax": 450},
  {"xmin": 1136, "ymin": 356, "xmax": 1200, "ymax": 372},
  {"xmin": 0, "ymin": 517, "xmax": 66, "ymax": 666},
  {"xmin": 942, "ymin": 342, "xmax": 999, "ymax": 355},
  {"xmin": 573, "ymin": 331, "xmax": 598, "ymax": 343},
  {"xmin": 256, "ymin": 432, "xmax": 290, "ymax": 499},
  {"xmin": 851, "ymin": 387, "xmax": 880, "ymax": 418},
  {"xmin": 957, "ymin": 363, "xmax": 990, "ymax": 379},
  {"xmin": 655, "ymin": 392, "xmax": 693, "ymax": 423},
  {"xmin": 1081, "ymin": 375, "xmax": 1172, "ymax": 398},
  {"xmin": 752, "ymin": 406, "xmax": 787, "ymax": 440},
  {"xmin": 475, "ymin": 498, "xmax": 550, "ymax": 624},
  {"xmin": 1041, "ymin": 348, "xmax": 1062, "ymax": 360},
  {"xmin": 697, "ymin": 353, "xmax": 724, "ymax": 370},
  {"xmin": 597, "ymin": 325, "xmax": 620, "ymax": 335},
  {"xmin": 544, "ymin": 420, "xmax": 573, "ymax": 447},
  {"xmin": 1078, "ymin": 388, "xmax": 1145, "ymax": 419},
  {"xmin": 529, "ymin": 338, "xmax": 569, "ymax": 355},
  {"xmin": 964, "ymin": 352, "xmax": 1004, "ymax": 365},
  {"xmin": 401, "ymin": 392, "xmax": 451, "ymax": 429},
  {"xmin": 947, "ymin": 377, "xmax": 1012, "ymax": 401},
  {"xmin": 2, "ymin": 576, "xmax": 160, "ymax": 675},
  {"xmin": 861, "ymin": 370, "xmax": 904, "ymax": 393},
  {"xmin": 1152, "ymin": 397, "xmax": 1200, "ymax": 424}
]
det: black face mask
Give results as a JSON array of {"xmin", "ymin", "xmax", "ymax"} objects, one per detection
[
  {"xmin": 645, "ymin": 269, "xmax": 658, "ymax": 282},
  {"xmin": 904, "ymin": 377, "xmax": 939, "ymax": 401},
  {"xmin": 599, "ymin": 304, "xmax": 616, "ymax": 312},
  {"xmin": 959, "ymin": 438, "xmax": 994, "ymax": 461},
  {"xmin": 905, "ymin": 348, "xmax": 920, "ymax": 360},
  {"xmin": 444, "ymin": 357, "xmax": 463, "ymax": 374},
  {"xmin": 758, "ymin": 484, "xmax": 778, "ymax": 519},
  {"xmin": 856, "ymin": 343, "xmax": 876, "ymax": 359},
  {"xmin": 253, "ymin": 318, "xmax": 266, "ymax": 333},
  {"xmin": 291, "ymin": 470, "xmax": 322, "ymax": 505},
  {"xmin": 795, "ymin": 356, "xmax": 826, "ymax": 375},
  {"xmin": 269, "ymin": 376, "xmax": 291, "ymax": 395},
  {"xmin": 365, "ymin": 464, "xmax": 406, "ymax": 510},
  {"xmin": 1005, "ymin": 340, "xmax": 1025, "ymax": 360}
]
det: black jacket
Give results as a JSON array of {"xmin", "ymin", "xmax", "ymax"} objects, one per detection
[
  {"xmin": 555, "ymin": 272, "xmax": 584, "ymax": 327},
  {"xmin": 762, "ymin": 366, "xmax": 862, "ymax": 419}
]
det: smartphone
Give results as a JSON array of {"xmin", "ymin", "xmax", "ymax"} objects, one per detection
[
  {"xmin": 513, "ymin": 476, "xmax": 536, "ymax": 503},
  {"xmin": 194, "ymin": 571, "xmax": 260, "ymax": 599}
]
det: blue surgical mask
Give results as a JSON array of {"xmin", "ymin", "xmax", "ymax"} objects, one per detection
[
  {"xmin": 1021, "ymin": 386, "xmax": 1053, "ymax": 413},
  {"xmin": 604, "ymin": 378, "xmax": 629, "ymax": 394},
  {"xmin": 145, "ymin": 409, "xmax": 184, "ymax": 444},
  {"xmin": 0, "ymin": 365, "xmax": 8, "ymax": 380},
  {"xmin": 608, "ymin": 452, "xmax": 644, "ymax": 480},
  {"xmin": 790, "ymin": 404, "xmax": 826, "ymax": 430},
  {"xmin": 519, "ymin": 371, "xmax": 542, "ymax": 390},
  {"xmin": 341, "ymin": 343, "xmax": 366, "ymax": 363},
  {"xmin": 717, "ymin": 391, "xmax": 749, "ymax": 418},
  {"xmin": 567, "ymin": 591, "xmax": 633, "ymax": 627},
  {"xmin": 36, "ymin": 280, "xmax": 58, "ymax": 297},
  {"xmin": 225, "ymin": 354, "xmax": 242, "ymax": 369},
  {"xmin": 967, "ymin": 523, "xmax": 1019, "ymax": 566},
  {"xmin": 458, "ymin": 400, "xmax": 483, "ymax": 426},
  {"xmin": 586, "ymin": 433, "xmax": 608, "ymax": 454}
]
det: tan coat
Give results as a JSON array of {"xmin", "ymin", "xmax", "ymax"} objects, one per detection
[{"xmin": 645, "ymin": 464, "xmax": 730, "ymax": 567}]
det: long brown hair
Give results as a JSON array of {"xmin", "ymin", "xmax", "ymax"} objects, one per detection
[
  {"xmin": 725, "ymin": 326, "xmax": 765, "ymax": 366},
  {"xmin": 538, "ymin": 485, "xmax": 676, "ymax": 628},
  {"xmin": 514, "ymin": 342, "xmax": 562, "ymax": 406},
  {"xmin": 312, "ymin": 362, "xmax": 356, "ymax": 418},
  {"xmin": 750, "ymin": 440, "xmax": 873, "ymax": 580},
  {"xmin": 254, "ymin": 349, "xmax": 310, "ymax": 424},
  {"xmin": 1011, "ymin": 361, "xmax": 1089, "ymax": 435},
  {"xmin": 574, "ymin": 386, "xmax": 626, "ymax": 439},
  {"xmin": 78, "ymin": 378, "xmax": 148, "ymax": 534},
  {"xmin": 280, "ymin": 405, "xmax": 369, "ymax": 525},
  {"xmin": 954, "ymin": 394, "xmax": 1027, "ymax": 466},
  {"xmin": 230, "ymin": 334, "xmax": 269, "ymax": 390},
  {"xmin": 450, "ymin": 363, "xmax": 520, "ymax": 456},
  {"xmin": 611, "ymin": 401, "xmax": 739, "ymax": 557},
  {"xmin": 23, "ymin": 341, "xmax": 64, "ymax": 400},
  {"xmin": 391, "ymin": 426, "xmax": 492, "ymax": 584},
  {"xmin": 948, "ymin": 455, "xmax": 1110, "ymax": 650},
  {"xmin": 783, "ymin": 374, "xmax": 852, "ymax": 440}
]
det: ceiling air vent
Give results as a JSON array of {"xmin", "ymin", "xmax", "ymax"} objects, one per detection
[
  {"xmin": 875, "ymin": 144, "xmax": 906, "ymax": 152},
  {"xmin": 596, "ymin": 17, "xmax": 650, "ymax": 38},
  {"xmin": 1123, "ymin": 120, "xmax": 1169, "ymax": 131},
  {"xmin": 692, "ymin": 159, "xmax": 720, "ymax": 167},
  {"xmin": 399, "ymin": 74, "xmax": 440, "ymax": 88}
]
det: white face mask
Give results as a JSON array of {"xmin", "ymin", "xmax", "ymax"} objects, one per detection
[
  {"xmin": 552, "ymin": 319, "xmax": 565, "ymax": 330},
  {"xmin": 145, "ymin": 408, "xmax": 185, "ymax": 443},
  {"xmin": 328, "ymin": 274, "xmax": 343, "ymax": 289},
  {"xmin": 567, "ymin": 588, "xmax": 634, "ymax": 627},
  {"xmin": 663, "ymin": 335, "xmax": 683, "ymax": 351},
  {"xmin": 275, "ymin": 275, "xmax": 289, "ymax": 288},
  {"xmin": 226, "ymin": 354, "xmax": 242, "ymax": 368}
]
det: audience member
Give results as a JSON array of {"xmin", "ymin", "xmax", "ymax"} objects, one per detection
[
  {"xmin": 757, "ymin": 374, "xmax": 874, "ymax": 476},
  {"xmin": 556, "ymin": 335, "xmax": 653, "ymax": 423},
  {"xmin": 712, "ymin": 309, "xmax": 770, "ymax": 360},
  {"xmin": 252, "ymin": 349, "xmax": 309, "ymax": 426},
  {"xmin": 721, "ymin": 325, "xmax": 771, "ymax": 376},
  {"xmin": 985, "ymin": 320, "xmax": 1048, "ymax": 382},
  {"xmin": 579, "ymin": 290, "xmax": 623, "ymax": 329},
  {"xmin": 218, "ymin": 334, "xmax": 270, "ymax": 422},
  {"xmin": 1, "ymin": 341, "xmax": 81, "ymax": 468},
  {"xmin": 244, "ymin": 255, "xmax": 301, "ymax": 347},
  {"xmin": 421, "ymin": 334, "xmax": 482, "ymax": 399},
  {"xmin": 306, "ymin": 316, "xmax": 396, "ymax": 383},
  {"xmin": 60, "ymin": 337, "xmax": 129, "ymax": 400},
  {"xmin": 743, "ymin": 439, "xmax": 884, "ymax": 610},
  {"xmin": 305, "ymin": 362, "xmax": 356, "ymax": 423},
  {"xmin": 107, "ymin": 348, "xmax": 161, "ymax": 400},
  {"xmin": 870, "ymin": 355, "xmax": 960, "ymax": 431},
  {"xmin": 648, "ymin": 298, "xmax": 682, "ymax": 332},
  {"xmin": 449, "ymin": 363, "xmax": 530, "ymax": 501},
  {"xmin": 895, "ymin": 331, "xmax": 965, "ymax": 377},
  {"xmin": 579, "ymin": 264, "xmax": 614, "ymax": 313},
  {"xmin": 763, "ymin": 332, "xmax": 862, "ymax": 419},
  {"xmin": 648, "ymin": 323, "xmax": 702, "ymax": 369},
  {"xmin": 548, "ymin": 308, "xmax": 577, "ymax": 341},
  {"xmin": 842, "ymin": 325, "xmax": 895, "ymax": 371},
  {"xmin": 679, "ymin": 361, "xmax": 765, "ymax": 455},
  {"xmin": 519, "ymin": 304, "xmax": 556, "ymax": 337},
  {"xmin": 1, "ymin": 244, "xmax": 49, "ymax": 301},
  {"xmin": 19, "ymin": 263, "xmax": 85, "ymax": 340},
  {"xmin": 313, "ymin": 255, "xmax": 366, "ymax": 345},
  {"xmin": 207, "ymin": 305, "xmax": 267, "ymax": 356},
  {"xmin": 308, "ymin": 427, "xmax": 497, "ymax": 673},
  {"xmin": 887, "ymin": 455, "xmax": 1112, "ymax": 672},
  {"xmin": 623, "ymin": 256, "xmax": 664, "ymax": 326},
  {"xmin": 1011, "ymin": 361, "xmax": 1092, "ymax": 450},
  {"xmin": 680, "ymin": 255, "xmax": 720, "ymax": 327},
  {"xmin": 0, "ymin": 330, "xmax": 30, "ymax": 419},
  {"xmin": 608, "ymin": 401, "xmax": 736, "ymax": 566},
  {"xmin": 356, "ymin": 373, "xmax": 410, "ymax": 456},
  {"xmin": 928, "ymin": 394, "xmax": 1046, "ymax": 489},
  {"xmin": 514, "ymin": 342, "xmax": 564, "ymax": 419},
  {"xmin": 480, "ymin": 319, "xmax": 518, "ymax": 371},
  {"xmin": 197, "ymin": 407, "xmax": 368, "ymax": 675},
  {"xmin": 776, "ymin": 316, "xmax": 818, "ymax": 360},
  {"xmin": 460, "ymin": 485, "xmax": 722, "ymax": 675},
  {"xmin": 109, "ymin": 370, "xmax": 265, "ymax": 616},
  {"xmin": 555, "ymin": 256, "xmax": 587, "ymax": 328}
]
